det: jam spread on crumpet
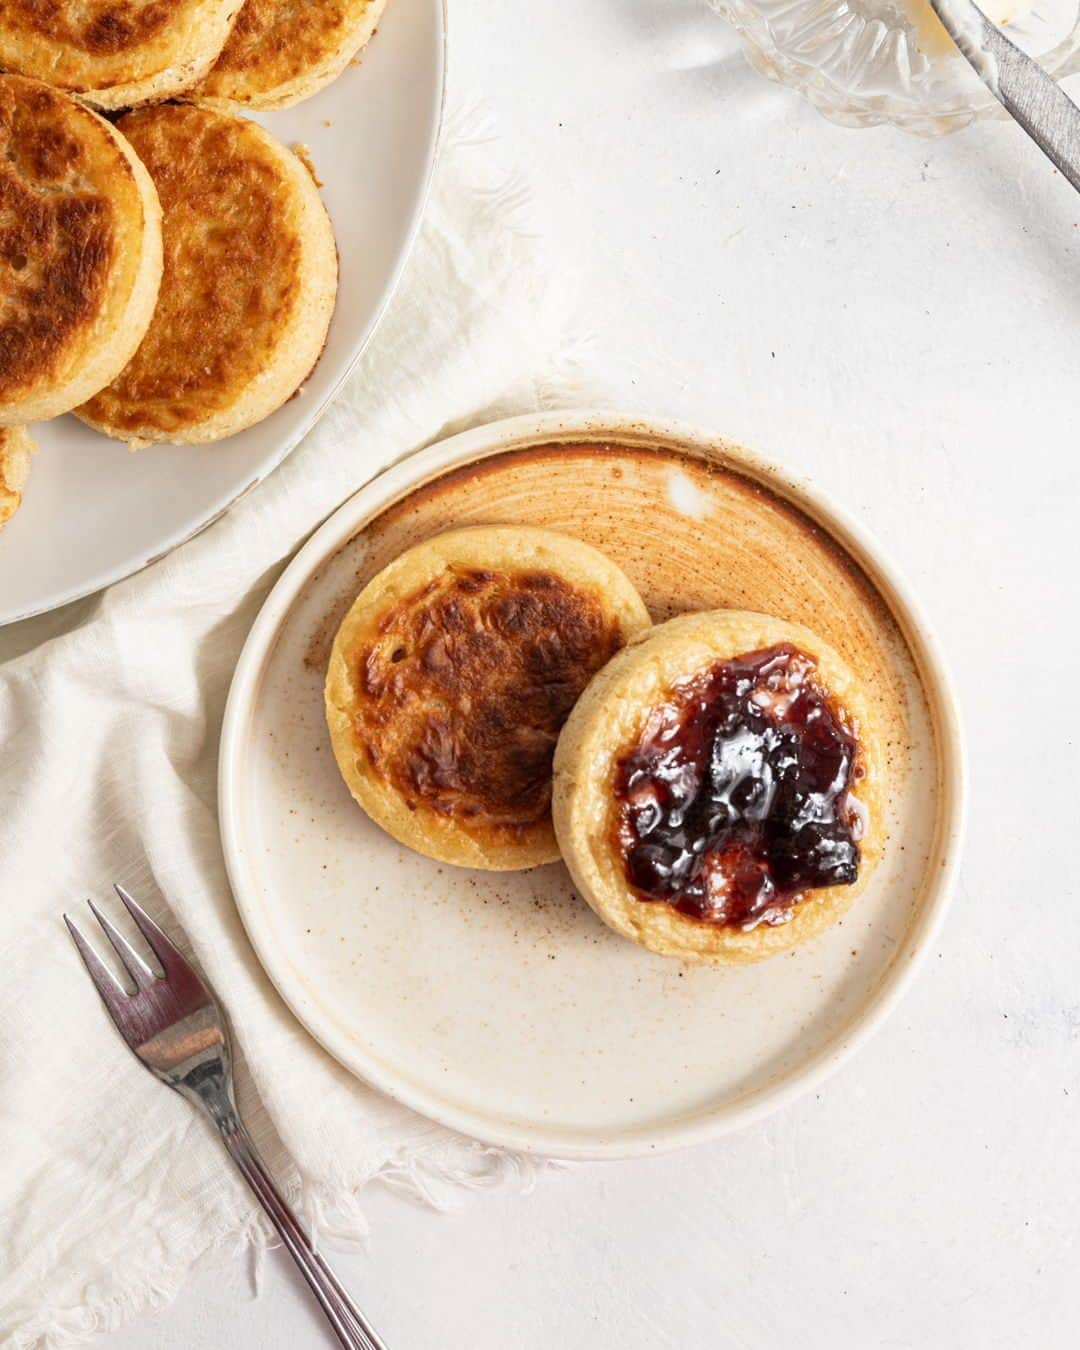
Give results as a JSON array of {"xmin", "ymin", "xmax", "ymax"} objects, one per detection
[{"xmin": 613, "ymin": 644, "xmax": 864, "ymax": 930}]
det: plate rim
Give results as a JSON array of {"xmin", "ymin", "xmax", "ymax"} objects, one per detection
[
  {"xmin": 0, "ymin": 0, "xmax": 447, "ymax": 628},
  {"xmin": 218, "ymin": 409, "xmax": 967, "ymax": 1160}
]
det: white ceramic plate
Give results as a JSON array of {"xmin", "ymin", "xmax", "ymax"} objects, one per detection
[
  {"xmin": 219, "ymin": 412, "xmax": 965, "ymax": 1159},
  {"xmin": 0, "ymin": 0, "xmax": 445, "ymax": 626}
]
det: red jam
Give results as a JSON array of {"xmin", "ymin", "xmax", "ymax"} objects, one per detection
[{"xmin": 612, "ymin": 644, "xmax": 863, "ymax": 930}]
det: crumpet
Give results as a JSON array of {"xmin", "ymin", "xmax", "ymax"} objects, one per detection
[
  {"xmin": 0, "ymin": 0, "xmax": 243, "ymax": 110},
  {"xmin": 553, "ymin": 611, "xmax": 885, "ymax": 964},
  {"xmin": 0, "ymin": 75, "xmax": 162, "ymax": 425},
  {"xmin": 77, "ymin": 103, "xmax": 337, "ymax": 448},
  {"xmin": 198, "ymin": 0, "xmax": 388, "ymax": 110},
  {"xmin": 325, "ymin": 526, "xmax": 651, "ymax": 871}
]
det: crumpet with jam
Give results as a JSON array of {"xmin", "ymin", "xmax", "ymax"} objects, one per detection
[{"xmin": 553, "ymin": 610, "xmax": 884, "ymax": 964}]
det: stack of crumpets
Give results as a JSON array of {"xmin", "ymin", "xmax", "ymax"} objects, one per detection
[{"xmin": 0, "ymin": 0, "xmax": 386, "ymax": 534}]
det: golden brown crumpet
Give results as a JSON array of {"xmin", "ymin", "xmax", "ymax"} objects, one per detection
[
  {"xmin": 0, "ymin": 0, "xmax": 243, "ymax": 110},
  {"xmin": 198, "ymin": 0, "xmax": 388, "ymax": 110},
  {"xmin": 0, "ymin": 424, "xmax": 34, "ymax": 528},
  {"xmin": 0, "ymin": 76, "xmax": 162, "ymax": 425},
  {"xmin": 325, "ymin": 527, "xmax": 652, "ymax": 871},
  {"xmin": 76, "ymin": 103, "xmax": 337, "ymax": 448},
  {"xmin": 553, "ymin": 611, "xmax": 885, "ymax": 965}
]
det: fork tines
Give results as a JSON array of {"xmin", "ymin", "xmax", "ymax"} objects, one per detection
[{"xmin": 64, "ymin": 884, "xmax": 210, "ymax": 1037}]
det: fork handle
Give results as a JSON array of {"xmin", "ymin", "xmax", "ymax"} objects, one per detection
[{"xmin": 217, "ymin": 1115, "xmax": 388, "ymax": 1350}]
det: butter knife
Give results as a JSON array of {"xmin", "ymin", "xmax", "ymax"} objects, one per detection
[{"xmin": 929, "ymin": 0, "xmax": 1080, "ymax": 191}]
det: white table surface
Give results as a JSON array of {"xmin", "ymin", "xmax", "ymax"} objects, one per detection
[{"xmin": 107, "ymin": 0, "xmax": 1080, "ymax": 1346}]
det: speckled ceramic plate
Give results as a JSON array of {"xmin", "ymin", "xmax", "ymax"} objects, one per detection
[
  {"xmin": 0, "ymin": 0, "xmax": 444, "ymax": 626},
  {"xmin": 218, "ymin": 411, "xmax": 965, "ymax": 1159}
]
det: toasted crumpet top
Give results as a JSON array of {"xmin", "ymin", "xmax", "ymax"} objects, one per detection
[
  {"xmin": 78, "ymin": 102, "xmax": 328, "ymax": 443},
  {"xmin": 325, "ymin": 526, "xmax": 652, "ymax": 871},
  {"xmin": 197, "ymin": 0, "xmax": 387, "ymax": 109},
  {"xmin": 0, "ymin": 75, "xmax": 157, "ymax": 421},
  {"xmin": 0, "ymin": 0, "xmax": 243, "ymax": 108}
]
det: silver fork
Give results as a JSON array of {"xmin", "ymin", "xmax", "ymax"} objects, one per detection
[{"xmin": 64, "ymin": 884, "xmax": 387, "ymax": 1350}]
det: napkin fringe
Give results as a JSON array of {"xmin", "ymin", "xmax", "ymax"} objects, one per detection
[{"xmin": 305, "ymin": 1137, "xmax": 562, "ymax": 1244}]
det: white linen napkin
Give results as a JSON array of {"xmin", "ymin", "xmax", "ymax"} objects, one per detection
[{"xmin": 0, "ymin": 101, "xmax": 589, "ymax": 1349}]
